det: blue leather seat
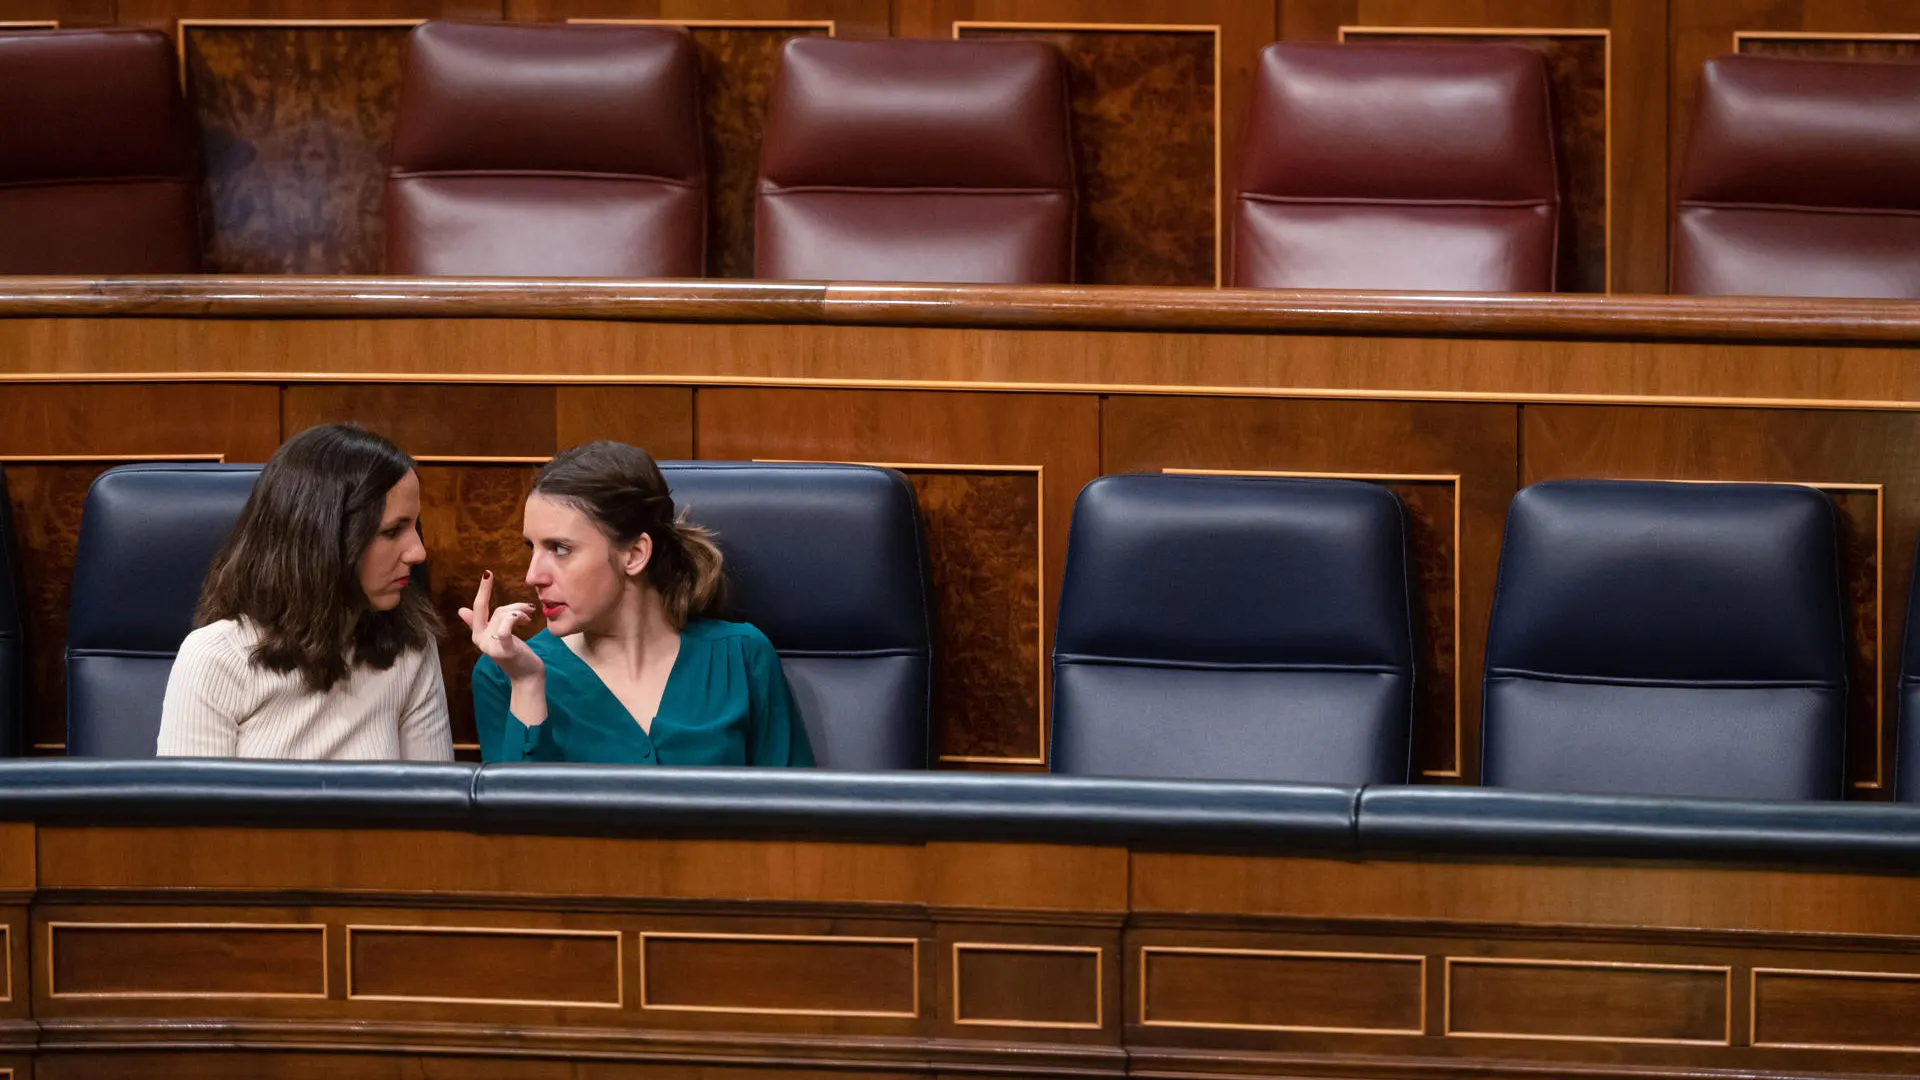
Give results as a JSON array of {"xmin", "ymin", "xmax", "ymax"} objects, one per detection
[
  {"xmin": 0, "ymin": 470, "xmax": 22, "ymax": 757},
  {"xmin": 66, "ymin": 463, "xmax": 261, "ymax": 757},
  {"xmin": 1051, "ymin": 473, "xmax": 1415, "ymax": 783},
  {"xmin": 1483, "ymin": 480, "xmax": 1848, "ymax": 800},
  {"xmin": 661, "ymin": 462, "xmax": 931, "ymax": 769}
]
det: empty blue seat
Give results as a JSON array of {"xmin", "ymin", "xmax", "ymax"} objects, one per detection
[
  {"xmin": 1483, "ymin": 480, "xmax": 1847, "ymax": 800},
  {"xmin": 0, "ymin": 470, "xmax": 21, "ymax": 757},
  {"xmin": 661, "ymin": 462, "xmax": 931, "ymax": 769},
  {"xmin": 1051, "ymin": 473, "xmax": 1415, "ymax": 783},
  {"xmin": 66, "ymin": 463, "xmax": 261, "ymax": 757}
]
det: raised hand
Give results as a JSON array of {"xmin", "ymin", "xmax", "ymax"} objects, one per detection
[{"xmin": 458, "ymin": 570, "xmax": 545, "ymax": 683}]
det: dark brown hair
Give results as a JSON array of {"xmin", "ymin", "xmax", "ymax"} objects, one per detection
[
  {"xmin": 197, "ymin": 423, "xmax": 440, "ymax": 692},
  {"xmin": 532, "ymin": 441, "xmax": 725, "ymax": 629}
]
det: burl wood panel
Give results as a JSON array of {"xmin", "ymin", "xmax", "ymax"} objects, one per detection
[
  {"xmin": 48, "ymin": 924, "xmax": 326, "ymax": 998},
  {"xmin": 696, "ymin": 388, "xmax": 1099, "ymax": 767},
  {"xmin": 186, "ymin": 24, "xmax": 413, "ymax": 274},
  {"xmin": 1521, "ymin": 405, "xmax": 1920, "ymax": 795},
  {"xmin": 4, "ymin": 465, "xmax": 107, "ymax": 754},
  {"xmin": 959, "ymin": 26, "xmax": 1216, "ymax": 286},
  {"xmin": 1342, "ymin": 30, "xmax": 1607, "ymax": 294},
  {"xmin": 641, "ymin": 934, "xmax": 917, "ymax": 1015},
  {"xmin": 1103, "ymin": 397, "xmax": 1516, "ymax": 781},
  {"xmin": 349, "ymin": 927, "xmax": 621, "ymax": 1005},
  {"xmin": 1752, "ymin": 968, "xmax": 1920, "ymax": 1050},
  {"xmin": 954, "ymin": 945, "xmax": 1099, "ymax": 1026},
  {"xmin": 1446, "ymin": 959, "xmax": 1728, "ymax": 1043},
  {"xmin": 1141, "ymin": 948, "xmax": 1423, "ymax": 1033}
]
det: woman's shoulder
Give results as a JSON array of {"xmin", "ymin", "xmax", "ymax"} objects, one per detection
[
  {"xmin": 178, "ymin": 618, "xmax": 256, "ymax": 664},
  {"xmin": 683, "ymin": 619, "xmax": 778, "ymax": 662}
]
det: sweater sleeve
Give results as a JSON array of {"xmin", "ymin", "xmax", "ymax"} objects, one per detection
[
  {"xmin": 156, "ymin": 624, "xmax": 249, "ymax": 758},
  {"xmin": 398, "ymin": 642, "xmax": 454, "ymax": 762}
]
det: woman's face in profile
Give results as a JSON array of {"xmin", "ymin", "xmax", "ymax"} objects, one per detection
[
  {"xmin": 356, "ymin": 470, "xmax": 427, "ymax": 611},
  {"xmin": 523, "ymin": 493, "xmax": 642, "ymax": 636}
]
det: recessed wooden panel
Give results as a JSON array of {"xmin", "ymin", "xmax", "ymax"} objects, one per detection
[
  {"xmin": 1446, "ymin": 958, "xmax": 1728, "ymax": 1044},
  {"xmin": 348, "ymin": 926, "xmax": 621, "ymax": 1007},
  {"xmin": 957, "ymin": 24, "xmax": 1216, "ymax": 286},
  {"xmin": 1142, "ymin": 948, "xmax": 1423, "ymax": 1034},
  {"xmin": 641, "ymin": 933, "xmax": 917, "ymax": 1017},
  {"xmin": 954, "ymin": 944, "xmax": 1099, "ymax": 1028},
  {"xmin": 185, "ymin": 22, "xmax": 415, "ymax": 274},
  {"xmin": 555, "ymin": 386, "xmax": 694, "ymax": 458},
  {"xmin": 49, "ymin": 923, "xmax": 326, "ymax": 998},
  {"xmin": 1104, "ymin": 397, "xmax": 1516, "ymax": 781},
  {"xmin": 282, "ymin": 384, "xmax": 559, "ymax": 459},
  {"xmin": 1521, "ymin": 405, "xmax": 1920, "ymax": 794},
  {"xmin": 3, "ymin": 464, "xmax": 106, "ymax": 754},
  {"xmin": 1753, "ymin": 968, "xmax": 1920, "ymax": 1050},
  {"xmin": 1340, "ymin": 28, "xmax": 1607, "ymax": 294}
]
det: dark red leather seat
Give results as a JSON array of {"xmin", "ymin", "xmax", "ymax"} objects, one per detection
[
  {"xmin": 0, "ymin": 29, "xmax": 200, "ymax": 274},
  {"xmin": 1674, "ymin": 55, "xmax": 1920, "ymax": 299},
  {"xmin": 755, "ymin": 37, "xmax": 1074, "ymax": 284},
  {"xmin": 386, "ymin": 21, "xmax": 705, "ymax": 278},
  {"xmin": 1233, "ymin": 42, "xmax": 1559, "ymax": 292}
]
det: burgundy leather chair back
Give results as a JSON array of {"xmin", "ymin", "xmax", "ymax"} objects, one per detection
[
  {"xmin": 0, "ymin": 29, "xmax": 199, "ymax": 274},
  {"xmin": 1233, "ymin": 42, "xmax": 1559, "ymax": 292},
  {"xmin": 1674, "ymin": 55, "xmax": 1920, "ymax": 299},
  {"xmin": 755, "ymin": 37, "xmax": 1074, "ymax": 284},
  {"xmin": 386, "ymin": 21, "xmax": 705, "ymax": 278}
]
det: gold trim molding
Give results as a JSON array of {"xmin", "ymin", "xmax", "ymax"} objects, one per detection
[
  {"xmin": 46, "ymin": 921, "xmax": 328, "ymax": 1000},
  {"xmin": 1140, "ymin": 946, "xmax": 1426, "ymax": 1035}
]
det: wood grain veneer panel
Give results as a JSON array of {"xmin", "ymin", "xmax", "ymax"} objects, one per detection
[
  {"xmin": 1753, "ymin": 968, "xmax": 1920, "ymax": 1050},
  {"xmin": 1522, "ymin": 405, "xmax": 1920, "ymax": 794},
  {"xmin": 955, "ymin": 944, "xmax": 1099, "ymax": 1027},
  {"xmin": 555, "ymin": 386, "xmax": 694, "ymax": 457},
  {"xmin": 641, "ymin": 934, "xmax": 917, "ymax": 1016},
  {"xmin": 1142, "ymin": 948, "xmax": 1423, "ymax": 1034},
  {"xmin": 1446, "ymin": 958, "xmax": 1728, "ymax": 1044},
  {"xmin": 184, "ymin": 23, "xmax": 414, "ymax": 274},
  {"xmin": 697, "ymin": 388, "xmax": 1098, "ymax": 767},
  {"xmin": 282, "ymin": 384, "xmax": 559, "ymax": 458},
  {"xmin": 348, "ymin": 926, "xmax": 621, "ymax": 1006},
  {"xmin": 48, "ymin": 923, "xmax": 326, "ymax": 998}
]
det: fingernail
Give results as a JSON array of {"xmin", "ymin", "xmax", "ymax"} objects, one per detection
[{"xmin": 483, "ymin": 570, "xmax": 492, "ymax": 580}]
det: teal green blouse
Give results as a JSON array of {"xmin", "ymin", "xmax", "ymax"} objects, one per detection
[{"xmin": 472, "ymin": 619, "xmax": 814, "ymax": 766}]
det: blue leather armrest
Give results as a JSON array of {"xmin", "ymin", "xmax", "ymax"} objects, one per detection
[
  {"xmin": 1359, "ymin": 785, "xmax": 1920, "ymax": 867},
  {"xmin": 474, "ymin": 766, "xmax": 1361, "ymax": 848},
  {"xmin": 0, "ymin": 759, "xmax": 478, "ymax": 825}
]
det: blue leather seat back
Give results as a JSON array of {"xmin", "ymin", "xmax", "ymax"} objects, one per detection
[
  {"xmin": 1052, "ymin": 474, "xmax": 1415, "ymax": 783},
  {"xmin": 1483, "ymin": 480, "xmax": 1848, "ymax": 800},
  {"xmin": 0, "ymin": 470, "xmax": 21, "ymax": 757},
  {"xmin": 66, "ymin": 464, "xmax": 261, "ymax": 757},
  {"xmin": 661, "ymin": 462, "xmax": 931, "ymax": 769},
  {"xmin": 1898, "ymin": 539, "xmax": 1920, "ymax": 802}
]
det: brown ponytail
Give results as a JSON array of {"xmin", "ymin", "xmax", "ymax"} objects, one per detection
[{"xmin": 531, "ymin": 442, "xmax": 728, "ymax": 629}]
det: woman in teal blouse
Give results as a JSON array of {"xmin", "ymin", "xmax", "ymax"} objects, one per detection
[{"xmin": 461, "ymin": 442, "xmax": 814, "ymax": 767}]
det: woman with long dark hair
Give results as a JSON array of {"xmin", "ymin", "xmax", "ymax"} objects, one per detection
[
  {"xmin": 157, "ymin": 423, "xmax": 452, "ymax": 759},
  {"xmin": 464, "ymin": 441, "xmax": 812, "ymax": 766}
]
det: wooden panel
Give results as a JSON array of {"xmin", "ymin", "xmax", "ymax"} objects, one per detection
[
  {"xmin": 1103, "ymin": 397, "xmax": 1517, "ymax": 781},
  {"xmin": 48, "ymin": 923, "xmax": 326, "ymax": 998},
  {"xmin": 348, "ymin": 926, "xmax": 621, "ymax": 1006},
  {"xmin": 641, "ymin": 933, "xmax": 917, "ymax": 1016},
  {"xmin": 1752, "ymin": 967, "xmax": 1920, "ymax": 1051},
  {"xmin": 282, "ymin": 384, "xmax": 559, "ymax": 458},
  {"xmin": 555, "ymin": 386, "xmax": 694, "ymax": 457},
  {"xmin": 1739, "ymin": 31, "xmax": 1920, "ymax": 60},
  {"xmin": 184, "ymin": 22, "xmax": 415, "ymax": 274},
  {"xmin": 0, "ymin": 384, "xmax": 279, "ymax": 753},
  {"xmin": 954, "ymin": 944, "xmax": 1099, "ymax": 1028},
  {"xmin": 1341, "ymin": 28, "xmax": 1608, "ymax": 294},
  {"xmin": 958, "ymin": 24, "xmax": 1216, "ymax": 286},
  {"xmin": 1446, "ymin": 958, "xmax": 1729, "ymax": 1044},
  {"xmin": 906, "ymin": 0, "xmax": 1273, "ymax": 287},
  {"xmin": 696, "ymin": 388, "xmax": 1099, "ymax": 767},
  {"xmin": 511, "ymin": 0, "xmax": 884, "ymax": 31},
  {"xmin": 1289, "ymin": 0, "xmax": 1667, "ymax": 294},
  {"xmin": 1141, "ymin": 947, "xmax": 1423, "ymax": 1034},
  {"xmin": 926, "ymin": 842, "xmax": 1127, "ymax": 912},
  {"xmin": 1522, "ymin": 405, "xmax": 1920, "ymax": 794}
]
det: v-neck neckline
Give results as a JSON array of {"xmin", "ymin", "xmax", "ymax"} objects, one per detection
[{"xmin": 547, "ymin": 628, "xmax": 688, "ymax": 739}]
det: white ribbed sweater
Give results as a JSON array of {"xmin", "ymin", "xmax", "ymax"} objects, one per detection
[{"xmin": 156, "ymin": 619, "xmax": 454, "ymax": 760}]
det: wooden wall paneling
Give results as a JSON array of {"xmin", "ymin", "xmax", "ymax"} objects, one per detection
[
  {"xmin": 283, "ymin": 383, "xmax": 693, "ymax": 756},
  {"xmin": 1101, "ymin": 397, "xmax": 1518, "ymax": 782},
  {"xmin": 1289, "ymin": 0, "xmax": 1667, "ymax": 295},
  {"xmin": 0, "ymin": 384, "xmax": 279, "ymax": 753},
  {"xmin": 904, "ymin": 0, "xmax": 1275, "ymax": 287},
  {"xmin": 1671, "ymin": 0, "xmax": 1920, "ymax": 246},
  {"xmin": 695, "ymin": 388, "xmax": 1099, "ymax": 767},
  {"xmin": 1519, "ymin": 405, "xmax": 1920, "ymax": 796}
]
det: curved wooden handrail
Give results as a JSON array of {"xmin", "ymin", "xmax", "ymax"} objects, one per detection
[{"xmin": 1, "ymin": 276, "xmax": 1918, "ymax": 344}]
